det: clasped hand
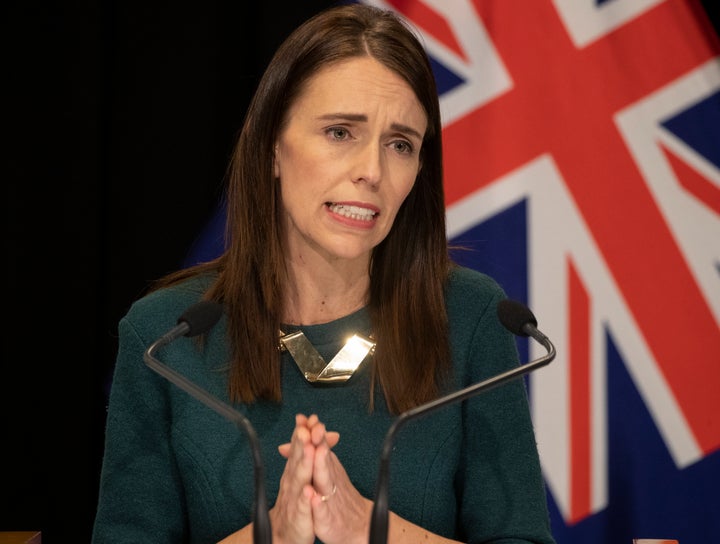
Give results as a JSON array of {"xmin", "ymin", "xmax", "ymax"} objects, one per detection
[{"xmin": 271, "ymin": 414, "xmax": 372, "ymax": 544}]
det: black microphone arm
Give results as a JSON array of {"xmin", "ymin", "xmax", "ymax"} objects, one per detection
[
  {"xmin": 368, "ymin": 298, "xmax": 556, "ymax": 544},
  {"xmin": 143, "ymin": 300, "xmax": 272, "ymax": 544}
]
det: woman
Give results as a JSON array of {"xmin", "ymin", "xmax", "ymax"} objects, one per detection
[{"xmin": 92, "ymin": 4, "xmax": 556, "ymax": 544}]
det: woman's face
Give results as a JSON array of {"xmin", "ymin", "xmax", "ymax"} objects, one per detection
[{"xmin": 274, "ymin": 56, "xmax": 427, "ymax": 266}]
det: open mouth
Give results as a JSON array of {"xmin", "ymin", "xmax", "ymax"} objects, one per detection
[{"xmin": 326, "ymin": 203, "xmax": 378, "ymax": 221}]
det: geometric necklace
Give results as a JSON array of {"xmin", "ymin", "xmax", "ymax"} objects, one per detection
[{"xmin": 278, "ymin": 329, "xmax": 375, "ymax": 384}]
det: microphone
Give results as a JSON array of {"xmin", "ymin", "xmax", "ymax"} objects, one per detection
[
  {"xmin": 368, "ymin": 298, "xmax": 556, "ymax": 544},
  {"xmin": 143, "ymin": 300, "xmax": 272, "ymax": 544}
]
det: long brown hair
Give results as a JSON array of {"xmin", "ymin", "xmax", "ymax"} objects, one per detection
[{"xmin": 153, "ymin": 3, "xmax": 452, "ymax": 414}]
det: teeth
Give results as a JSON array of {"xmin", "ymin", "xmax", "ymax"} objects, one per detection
[{"xmin": 328, "ymin": 204, "xmax": 376, "ymax": 221}]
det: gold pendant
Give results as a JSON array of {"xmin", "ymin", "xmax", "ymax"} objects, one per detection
[{"xmin": 278, "ymin": 330, "xmax": 375, "ymax": 384}]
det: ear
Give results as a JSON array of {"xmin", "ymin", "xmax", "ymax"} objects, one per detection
[{"xmin": 273, "ymin": 145, "xmax": 280, "ymax": 178}]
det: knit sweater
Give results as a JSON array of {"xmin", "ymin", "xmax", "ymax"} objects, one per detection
[{"xmin": 92, "ymin": 266, "xmax": 556, "ymax": 544}]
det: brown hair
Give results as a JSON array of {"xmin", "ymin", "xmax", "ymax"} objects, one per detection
[{"xmin": 153, "ymin": 3, "xmax": 452, "ymax": 413}]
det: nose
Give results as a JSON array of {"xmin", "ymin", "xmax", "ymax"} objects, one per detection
[{"xmin": 351, "ymin": 141, "xmax": 383, "ymax": 187}]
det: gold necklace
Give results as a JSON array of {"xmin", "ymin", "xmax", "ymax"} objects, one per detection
[{"xmin": 278, "ymin": 329, "xmax": 375, "ymax": 384}]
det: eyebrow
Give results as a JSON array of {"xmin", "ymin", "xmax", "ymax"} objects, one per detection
[{"xmin": 317, "ymin": 113, "xmax": 424, "ymax": 141}]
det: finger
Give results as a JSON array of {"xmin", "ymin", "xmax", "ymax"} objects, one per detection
[
  {"xmin": 277, "ymin": 442, "xmax": 291, "ymax": 458},
  {"xmin": 309, "ymin": 453, "xmax": 373, "ymax": 544},
  {"xmin": 295, "ymin": 413, "xmax": 309, "ymax": 427},
  {"xmin": 283, "ymin": 413, "xmax": 311, "ymax": 460},
  {"xmin": 325, "ymin": 431, "xmax": 340, "ymax": 448},
  {"xmin": 278, "ymin": 425, "xmax": 314, "ymax": 492},
  {"xmin": 306, "ymin": 417, "xmax": 340, "ymax": 448},
  {"xmin": 302, "ymin": 483, "xmax": 315, "ymax": 501},
  {"xmin": 290, "ymin": 425, "xmax": 311, "ymax": 460},
  {"xmin": 276, "ymin": 433, "xmax": 315, "ymax": 507},
  {"xmin": 306, "ymin": 413, "xmax": 319, "ymax": 428},
  {"xmin": 310, "ymin": 421, "xmax": 327, "ymax": 446},
  {"xmin": 311, "ymin": 440, "xmax": 337, "ymax": 495},
  {"xmin": 277, "ymin": 433, "xmax": 331, "ymax": 458}
]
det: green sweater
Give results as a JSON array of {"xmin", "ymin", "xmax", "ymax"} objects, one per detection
[{"xmin": 92, "ymin": 266, "xmax": 556, "ymax": 544}]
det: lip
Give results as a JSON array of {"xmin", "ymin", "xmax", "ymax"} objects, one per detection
[{"xmin": 325, "ymin": 201, "xmax": 380, "ymax": 229}]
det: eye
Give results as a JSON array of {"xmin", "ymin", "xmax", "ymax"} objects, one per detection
[
  {"xmin": 390, "ymin": 139, "xmax": 414, "ymax": 155},
  {"xmin": 326, "ymin": 126, "xmax": 351, "ymax": 141}
]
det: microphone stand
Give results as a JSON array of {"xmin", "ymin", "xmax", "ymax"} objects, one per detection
[
  {"xmin": 144, "ymin": 322, "xmax": 272, "ymax": 544},
  {"xmin": 368, "ymin": 320, "xmax": 556, "ymax": 544}
]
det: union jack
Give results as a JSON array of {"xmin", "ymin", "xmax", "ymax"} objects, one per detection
[{"xmin": 360, "ymin": 0, "xmax": 720, "ymax": 541}]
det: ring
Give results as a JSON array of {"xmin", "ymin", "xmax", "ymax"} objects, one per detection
[{"xmin": 320, "ymin": 484, "xmax": 337, "ymax": 502}]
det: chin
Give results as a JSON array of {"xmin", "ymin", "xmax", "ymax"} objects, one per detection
[{"xmin": 325, "ymin": 243, "xmax": 375, "ymax": 263}]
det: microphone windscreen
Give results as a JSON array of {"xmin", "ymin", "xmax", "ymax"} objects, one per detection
[
  {"xmin": 497, "ymin": 299, "xmax": 537, "ymax": 337},
  {"xmin": 178, "ymin": 300, "xmax": 224, "ymax": 337}
]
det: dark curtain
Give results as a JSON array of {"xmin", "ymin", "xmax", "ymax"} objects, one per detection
[
  {"xmin": 4, "ymin": 2, "xmax": 335, "ymax": 541},
  {"xmin": 3, "ymin": 1, "xmax": 717, "ymax": 541}
]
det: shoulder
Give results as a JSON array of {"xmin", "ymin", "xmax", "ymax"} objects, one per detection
[
  {"xmin": 445, "ymin": 266, "xmax": 507, "ymax": 354},
  {"xmin": 444, "ymin": 266, "xmax": 515, "ymax": 377},
  {"xmin": 123, "ymin": 274, "xmax": 215, "ymax": 341},
  {"xmin": 445, "ymin": 265, "xmax": 507, "ymax": 314}
]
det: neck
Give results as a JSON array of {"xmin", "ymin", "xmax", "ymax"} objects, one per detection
[{"xmin": 282, "ymin": 262, "xmax": 370, "ymax": 326}]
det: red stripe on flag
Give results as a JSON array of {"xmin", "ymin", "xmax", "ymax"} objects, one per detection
[
  {"xmin": 660, "ymin": 143, "xmax": 720, "ymax": 215},
  {"xmin": 568, "ymin": 259, "xmax": 592, "ymax": 524}
]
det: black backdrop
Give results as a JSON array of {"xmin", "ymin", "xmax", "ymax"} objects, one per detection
[
  {"xmin": 4, "ymin": 2, "xmax": 335, "ymax": 541},
  {"xmin": 3, "ymin": 1, "xmax": 718, "ymax": 542}
]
